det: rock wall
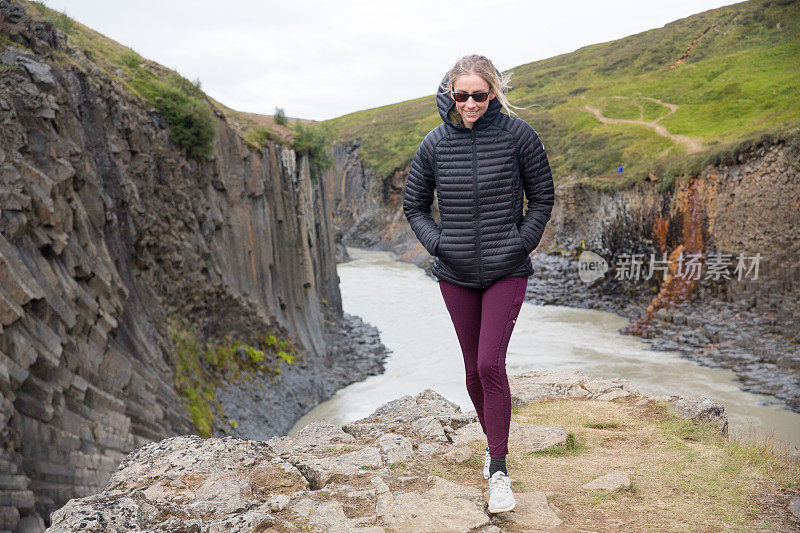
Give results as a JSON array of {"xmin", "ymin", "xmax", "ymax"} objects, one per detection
[
  {"xmin": 325, "ymin": 142, "xmax": 424, "ymax": 264},
  {"xmin": 0, "ymin": 2, "xmax": 365, "ymax": 530},
  {"xmin": 534, "ymin": 141, "xmax": 800, "ymax": 410}
]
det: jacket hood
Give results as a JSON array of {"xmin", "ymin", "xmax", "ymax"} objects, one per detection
[{"xmin": 436, "ymin": 70, "xmax": 503, "ymax": 131}]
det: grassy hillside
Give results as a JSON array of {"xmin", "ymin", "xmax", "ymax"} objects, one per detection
[
  {"xmin": 14, "ymin": 0, "xmax": 799, "ymax": 189},
  {"xmin": 324, "ymin": 0, "xmax": 800, "ymax": 190},
  {"xmin": 16, "ymin": 0, "xmax": 300, "ymax": 152}
]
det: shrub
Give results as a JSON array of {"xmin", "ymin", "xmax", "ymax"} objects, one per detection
[
  {"xmin": 265, "ymin": 334, "xmax": 278, "ymax": 348},
  {"xmin": 277, "ymin": 350, "xmax": 294, "ymax": 364},
  {"xmin": 291, "ymin": 121, "xmax": 336, "ymax": 180},
  {"xmin": 245, "ymin": 345, "xmax": 264, "ymax": 363},
  {"xmin": 273, "ymin": 107, "xmax": 288, "ymax": 126},
  {"xmin": 139, "ymin": 73, "xmax": 215, "ymax": 160},
  {"xmin": 168, "ymin": 73, "xmax": 204, "ymax": 99},
  {"xmin": 244, "ymin": 127, "xmax": 276, "ymax": 149},
  {"xmin": 32, "ymin": 1, "xmax": 48, "ymax": 15}
]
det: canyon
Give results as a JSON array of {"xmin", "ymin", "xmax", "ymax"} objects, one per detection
[
  {"xmin": 1, "ymin": 0, "xmax": 798, "ymax": 530},
  {"xmin": 0, "ymin": 2, "xmax": 387, "ymax": 530},
  {"xmin": 325, "ymin": 136, "xmax": 800, "ymax": 412}
]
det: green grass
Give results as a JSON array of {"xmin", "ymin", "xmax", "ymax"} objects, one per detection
[
  {"xmin": 584, "ymin": 421, "xmax": 620, "ymax": 429},
  {"xmin": 324, "ymin": 0, "xmax": 800, "ymax": 189},
  {"xmin": 167, "ymin": 316, "xmax": 299, "ymax": 437},
  {"xmin": 463, "ymin": 455, "xmax": 483, "ymax": 468},
  {"xmin": 244, "ymin": 126, "xmax": 278, "ymax": 150},
  {"xmin": 32, "ymin": 1, "xmax": 75, "ymax": 34},
  {"xmin": 118, "ymin": 49, "xmax": 142, "ymax": 69},
  {"xmin": 323, "ymin": 95, "xmax": 438, "ymax": 181},
  {"xmin": 658, "ymin": 414, "xmax": 718, "ymax": 443},
  {"xmin": 22, "ymin": 1, "xmax": 216, "ymax": 160}
]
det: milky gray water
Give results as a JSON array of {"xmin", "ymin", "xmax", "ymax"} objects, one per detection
[{"xmin": 290, "ymin": 247, "xmax": 800, "ymax": 450}]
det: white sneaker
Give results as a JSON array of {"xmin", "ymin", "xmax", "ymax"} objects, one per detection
[
  {"xmin": 488, "ymin": 470, "xmax": 516, "ymax": 513},
  {"xmin": 483, "ymin": 446, "xmax": 490, "ymax": 479}
]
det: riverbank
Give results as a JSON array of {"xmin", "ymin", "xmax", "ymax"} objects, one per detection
[
  {"xmin": 211, "ymin": 312, "xmax": 391, "ymax": 440},
  {"xmin": 46, "ymin": 369, "xmax": 800, "ymax": 532},
  {"xmin": 290, "ymin": 246, "xmax": 800, "ymax": 449},
  {"xmin": 399, "ymin": 245, "xmax": 800, "ymax": 416},
  {"xmin": 523, "ymin": 251, "xmax": 800, "ymax": 413}
]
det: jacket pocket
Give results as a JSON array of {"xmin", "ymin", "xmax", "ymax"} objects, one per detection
[
  {"xmin": 436, "ymin": 229, "xmax": 448, "ymax": 258},
  {"xmin": 512, "ymin": 225, "xmax": 527, "ymax": 257},
  {"xmin": 431, "ymin": 232, "xmax": 442, "ymax": 257}
]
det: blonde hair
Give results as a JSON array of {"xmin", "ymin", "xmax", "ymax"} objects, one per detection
[{"xmin": 438, "ymin": 54, "xmax": 535, "ymax": 118}]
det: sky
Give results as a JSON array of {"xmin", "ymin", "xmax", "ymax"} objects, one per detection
[{"xmin": 45, "ymin": 0, "xmax": 742, "ymax": 121}]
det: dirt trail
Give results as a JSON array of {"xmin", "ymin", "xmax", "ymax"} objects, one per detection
[
  {"xmin": 584, "ymin": 96, "xmax": 703, "ymax": 153},
  {"xmin": 670, "ymin": 25, "xmax": 713, "ymax": 70}
]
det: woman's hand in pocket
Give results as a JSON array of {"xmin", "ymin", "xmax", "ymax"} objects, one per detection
[{"xmin": 512, "ymin": 225, "xmax": 528, "ymax": 258}]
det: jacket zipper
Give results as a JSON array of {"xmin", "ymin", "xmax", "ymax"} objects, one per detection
[{"xmin": 471, "ymin": 129, "xmax": 484, "ymax": 287}]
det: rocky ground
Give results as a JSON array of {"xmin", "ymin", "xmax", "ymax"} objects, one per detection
[
  {"xmin": 212, "ymin": 312, "xmax": 390, "ymax": 440},
  {"xmin": 45, "ymin": 370, "xmax": 800, "ymax": 532}
]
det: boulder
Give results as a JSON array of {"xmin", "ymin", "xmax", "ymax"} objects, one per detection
[
  {"xmin": 667, "ymin": 396, "xmax": 729, "ymax": 435},
  {"xmin": 452, "ymin": 421, "xmax": 568, "ymax": 453},
  {"xmin": 378, "ymin": 433, "xmax": 414, "ymax": 463}
]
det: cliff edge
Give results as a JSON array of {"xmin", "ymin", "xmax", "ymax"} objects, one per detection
[
  {"xmin": 45, "ymin": 369, "xmax": 800, "ymax": 532},
  {"xmin": 0, "ymin": 1, "xmax": 386, "ymax": 530}
]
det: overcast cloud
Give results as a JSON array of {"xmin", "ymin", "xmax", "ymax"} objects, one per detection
[{"xmin": 46, "ymin": 0, "xmax": 740, "ymax": 120}]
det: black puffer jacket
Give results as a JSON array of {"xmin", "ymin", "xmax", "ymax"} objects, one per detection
[{"xmin": 403, "ymin": 72, "xmax": 555, "ymax": 289}]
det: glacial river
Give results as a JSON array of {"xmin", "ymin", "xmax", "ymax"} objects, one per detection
[{"xmin": 290, "ymin": 247, "xmax": 800, "ymax": 450}]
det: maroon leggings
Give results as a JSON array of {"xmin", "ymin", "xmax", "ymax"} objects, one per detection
[{"xmin": 439, "ymin": 276, "xmax": 528, "ymax": 457}]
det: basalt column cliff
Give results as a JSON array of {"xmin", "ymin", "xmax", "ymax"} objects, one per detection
[{"xmin": 0, "ymin": 2, "xmax": 383, "ymax": 530}]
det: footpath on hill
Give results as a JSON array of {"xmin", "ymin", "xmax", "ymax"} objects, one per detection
[
  {"xmin": 583, "ymin": 95, "xmax": 704, "ymax": 154},
  {"xmin": 47, "ymin": 370, "xmax": 800, "ymax": 532}
]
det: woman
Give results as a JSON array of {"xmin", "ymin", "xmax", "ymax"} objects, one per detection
[{"xmin": 402, "ymin": 54, "xmax": 555, "ymax": 513}]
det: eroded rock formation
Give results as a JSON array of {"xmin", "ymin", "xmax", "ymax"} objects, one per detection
[{"xmin": 0, "ymin": 2, "xmax": 386, "ymax": 530}]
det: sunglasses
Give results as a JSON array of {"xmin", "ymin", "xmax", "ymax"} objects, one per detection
[{"xmin": 450, "ymin": 89, "xmax": 491, "ymax": 103}]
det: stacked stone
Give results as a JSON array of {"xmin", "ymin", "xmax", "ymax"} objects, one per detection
[
  {"xmin": 0, "ymin": 9, "xmax": 196, "ymax": 522},
  {"xmin": 0, "ymin": 450, "xmax": 37, "ymax": 532}
]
